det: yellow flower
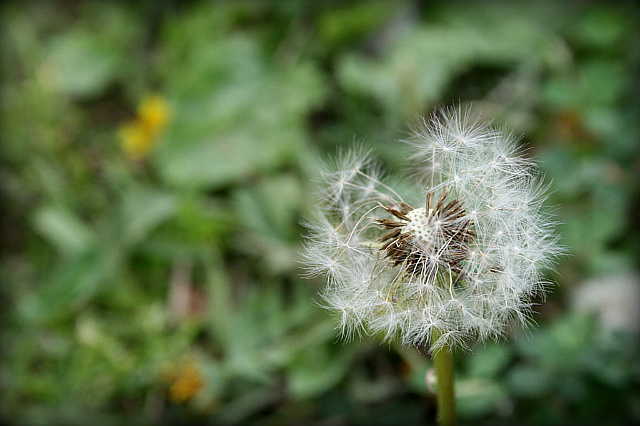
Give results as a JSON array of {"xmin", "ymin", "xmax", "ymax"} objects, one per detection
[
  {"xmin": 138, "ymin": 94, "xmax": 171, "ymax": 136},
  {"xmin": 119, "ymin": 94, "xmax": 171, "ymax": 159},
  {"xmin": 119, "ymin": 121, "xmax": 153, "ymax": 158},
  {"xmin": 168, "ymin": 360, "xmax": 203, "ymax": 404}
]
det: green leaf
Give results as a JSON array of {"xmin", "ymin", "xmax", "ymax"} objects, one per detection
[
  {"xmin": 41, "ymin": 3, "xmax": 140, "ymax": 98},
  {"xmin": 456, "ymin": 378, "xmax": 510, "ymax": 420},
  {"xmin": 44, "ymin": 32, "xmax": 119, "ymax": 97},
  {"xmin": 506, "ymin": 365, "xmax": 552, "ymax": 398},
  {"xmin": 570, "ymin": 5, "xmax": 630, "ymax": 49},
  {"xmin": 32, "ymin": 206, "xmax": 94, "ymax": 255},
  {"xmin": 288, "ymin": 343, "xmax": 355, "ymax": 399},
  {"xmin": 317, "ymin": 1, "xmax": 401, "ymax": 47},
  {"xmin": 156, "ymin": 29, "xmax": 325, "ymax": 188},
  {"xmin": 120, "ymin": 186, "xmax": 176, "ymax": 246},
  {"xmin": 231, "ymin": 174, "xmax": 304, "ymax": 273},
  {"xmin": 467, "ymin": 343, "xmax": 513, "ymax": 379}
]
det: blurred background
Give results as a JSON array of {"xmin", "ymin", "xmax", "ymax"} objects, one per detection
[{"xmin": 1, "ymin": 1, "xmax": 639, "ymax": 425}]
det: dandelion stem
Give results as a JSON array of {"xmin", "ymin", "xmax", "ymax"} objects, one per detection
[{"xmin": 432, "ymin": 329, "xmax": 456, "ymax": 426}]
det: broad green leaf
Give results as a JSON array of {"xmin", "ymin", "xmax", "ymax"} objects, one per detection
[
  {"xmin": 40, "ymin": 3, "xmax": 140, "ymax": 98},
  {"xmin": 506, "ymin": 365, "xmax": 552, "ymax": 398},
  {"xmin": 120, "ymin": 186, "xmax": 176, "ymax": 246},
  {"xmin": 156, "ymin": 30, "xmax": 325, "ymax": 188},
  {"xmin": 288, "ymin": 343, "xmax": 355, "ymax": 399},
  {"xmin": 456, "ymin": 378, "xmax": 510, "ymax": 420},
  {"xmin": 32, "ymin": 206, "xmax": 94, "ymax": 255},
  {"xmin": 467, "ymin": 343, "xmax": 513, "ymax": 379}
]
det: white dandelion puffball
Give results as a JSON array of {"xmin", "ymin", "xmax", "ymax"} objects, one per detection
[{"xmin": 302, "ymin": 107, "xmax": 562, "ymax": 351}]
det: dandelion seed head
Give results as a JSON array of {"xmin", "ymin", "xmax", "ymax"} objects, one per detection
[{"xmin": 301, "ymin": 106, "xmax": 562, "ymax": 351}]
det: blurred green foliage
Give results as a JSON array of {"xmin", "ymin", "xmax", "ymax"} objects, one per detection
[{"xmin": 1, "ymin": 1, "xmax": 639, "ymax": 425}]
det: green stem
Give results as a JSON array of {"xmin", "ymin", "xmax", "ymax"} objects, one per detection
[{"xmin": 432, "ymin": 331, "xmax": 456, "ymax": 426}]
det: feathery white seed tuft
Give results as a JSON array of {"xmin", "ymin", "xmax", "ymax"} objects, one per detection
[{"xmin": 301, "ymin": 106, "xmax": 562, "ymax": 351}]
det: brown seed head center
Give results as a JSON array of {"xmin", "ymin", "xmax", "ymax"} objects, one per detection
[{"xmin": 376, "ymin": 192, "xmax": 474, "ymax": 278}]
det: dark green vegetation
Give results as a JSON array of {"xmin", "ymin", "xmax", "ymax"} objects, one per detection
[{"xmin": 1, "ymin": 1, "xmax": 639, "ymax": 425}]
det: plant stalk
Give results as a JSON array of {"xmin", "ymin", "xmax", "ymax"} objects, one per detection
[{"xmin": 432, "ymin": 331, "xmax": 456, "ymax": 426}]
